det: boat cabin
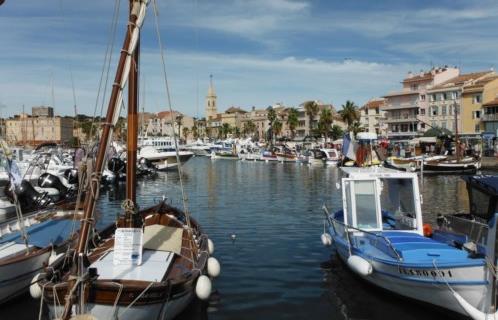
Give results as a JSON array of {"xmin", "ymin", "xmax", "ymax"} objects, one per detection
[{"xmin": 340, "ymin": 167, "xmax": 423, "ymax": 235}]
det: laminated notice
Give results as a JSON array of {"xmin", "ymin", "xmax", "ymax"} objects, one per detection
[{"xmin": 113, "ymin": 228, "xmax": 143, "ymax": 266}]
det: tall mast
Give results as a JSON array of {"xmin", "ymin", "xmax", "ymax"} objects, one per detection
[
  {"xmin": 126, "ymin": 0, "xmax": 139, "ymax": 225},
  {"xmin": 61, "ymin": 1, "xmax": 148, "ymax": 318}
]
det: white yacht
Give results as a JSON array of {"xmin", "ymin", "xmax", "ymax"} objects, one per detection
[{"xmin": 138, "ymin": 136, "xmax": 193, "ymax": 170}]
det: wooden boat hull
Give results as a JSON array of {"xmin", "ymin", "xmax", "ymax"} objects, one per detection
[
  {"xmin": 276, "ymin": 154, "xmax": 298, "ymax": 163},
  {"xmin": 47, "ymin": 280, "xmax": 195, "ymax": 320},
  {"xmin": 422, "ymin": 161, "xmax": 480, "ymax": 174},
  {"xmin": 211, "ymin": 152, "xmax": 238, "ymax": 160},
  {"xmin": 40, "ymin": 202, "xmax": 210, "ymax": 319}
]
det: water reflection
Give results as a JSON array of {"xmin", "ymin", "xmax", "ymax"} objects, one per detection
[{"xmin": 0, "ymin": 158, "xmax": 485, "ymax": 320}]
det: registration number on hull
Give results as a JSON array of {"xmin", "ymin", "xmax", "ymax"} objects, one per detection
[{"xmin": 398, "ymin": 268, "xmax": 453, "ymax": 278}]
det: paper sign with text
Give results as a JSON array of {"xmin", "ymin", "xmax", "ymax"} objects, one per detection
[{"xmin": 113, "ymin": 228, "xmax": 143, "ymax": 266}]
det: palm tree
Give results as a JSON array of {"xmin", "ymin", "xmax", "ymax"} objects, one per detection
[
  {"xmin": 273, "ymin": 120, "xmax": 283, "ymax": 139},
  {"xmin": 243, "ymin": 120, "xmax": 256, "ymax": 138},
  {"xmin": 191, "ymin": 124, "xmax": 199, "ymax": 140},
  {"xmin": 221, "ymin": 123, "xmax": 231, "ymax": 139},
  {"xmin": 234, "ymin": 126, "xmax": 241, "ymax": 138},
  {"xmin": 175, "ymin": 114, "xmax": 183, "ymax": 138},
  {"xmin": 303, "ymin": 100, "xmax": 319, "ymax": 136},
  {"xmin": 286, "ymin": 108, "xmax": 299, "ymax": 139},
  {"xmin": 182, "ymin": 127, "xmax": 190, "ymax": 142},
  {"xmin": 267, "ymin": 107, "xmax": 277, "ymax": 143},
  {"xmin": 330, "ymin": 124, "xmax": 344, "ymax": 141},
  {"xmin": 339, "ymin": 100, "xmax": 360, "ymax": 130},
  {"xmin": 319, "ymin": 108, "xmax": 333, "ymax": 142}
]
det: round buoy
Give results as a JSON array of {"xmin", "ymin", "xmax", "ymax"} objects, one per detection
[
  {"xmin": 207, "ymin": 238, "xmax": 215, "ymax": 255},
  {"xmin": 207, "ymin": 257, "xmax": 221, "ymax": 278},
  {"xmin": 321, "ymin": 233, "xmax": 332, "ymax": 246},
  {"xmin": 29, "ymin": 273, "xmax": 42, "ymax": 299},
  {"xmin": 195, "ymin": 275, "xmax": 212, "ymax": 300},
  {"xmin": 423, "ymin": 223, "xmax": 433, "ymax": 237},
  {"xmin": 231, "ymin": 234, "xmax": 236, "ymax": 241}
]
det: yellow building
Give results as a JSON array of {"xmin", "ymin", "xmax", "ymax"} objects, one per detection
[{"xmin": 461, "ymin": 75, "xmax": 498, "ymax": 135}]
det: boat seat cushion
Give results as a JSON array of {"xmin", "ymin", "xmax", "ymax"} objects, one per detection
[{"xmin": 143, "ymin": 224, "xmax": 183, "ymax": 255}]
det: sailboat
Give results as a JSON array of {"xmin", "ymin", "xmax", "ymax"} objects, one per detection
[{"xmin": 36, "ymin": 1, "xmax": 219, "ymax": 319}]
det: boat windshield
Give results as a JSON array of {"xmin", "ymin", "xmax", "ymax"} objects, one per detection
[{"xmin": 379, "ymin": 177, "xmax": 417, "ymax": 230}]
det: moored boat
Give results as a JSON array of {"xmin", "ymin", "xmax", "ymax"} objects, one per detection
[{"xmin": 322, "ymin": 167, "xmax": 498, "ymax": 319}]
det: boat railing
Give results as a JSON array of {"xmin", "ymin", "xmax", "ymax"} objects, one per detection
[{"xmin": 323, "ymin": 205, "xmax": 403, "ymax": 261}]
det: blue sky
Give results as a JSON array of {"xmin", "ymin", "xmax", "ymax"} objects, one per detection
[{"xmin": 1, "ymin": 0, "xmax": 498, "ymax": 118}]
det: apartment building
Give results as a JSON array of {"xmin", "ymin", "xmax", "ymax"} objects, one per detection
[
  {"xmin": 359, "ymin": 98, "xmax": 387, "ymax": 136},
  {"xmin": 382, "ymin": 67, "xmax": 459, "ymax": 141},
  {"xmin": 426, "ymin": 71, "xmax": 495, "ymax": 136}
]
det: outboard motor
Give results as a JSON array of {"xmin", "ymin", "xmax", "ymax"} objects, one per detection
[
  {"xmin": 38, "ymin": 172, "xmax": 68, "ymax": 196},
  {"xmin": 108, "ymin": 157, "xmax": 126, "ymax": 174},
  {"xmin": 9, "ymin": 180, "xmax": 51, "ymax": 210},
  {"xmin": 63, "ymin": 168, "xmax": 79, "ymax": 185}
]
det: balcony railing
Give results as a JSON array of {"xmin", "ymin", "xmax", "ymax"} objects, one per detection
[
  {"xmin": 383, "ymin": 103, "xmax": 418, "ymax": 110},
  {"xmin": 482, "ymin": 114, "xmax": 498, "ymax": 122},
  {"xmin": 387, "ymin": 131, "xmax": 419, "ymax": 137},
  {"xmin": 384, "ymin": 115, "xmax": 418, "ymax": 123}
]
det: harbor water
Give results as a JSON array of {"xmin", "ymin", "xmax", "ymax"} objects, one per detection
[{"xmin": 1, "ymin": 157, "xmax": 475, "ymax": 319}]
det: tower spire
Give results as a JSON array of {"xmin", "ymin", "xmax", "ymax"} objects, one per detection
[{"xmin": 205, "ymin": 74, "xmax": 217, "ymax": 119}]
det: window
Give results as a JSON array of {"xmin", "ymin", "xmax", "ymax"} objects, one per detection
[
  {"xmin": 411, "ymin": 84, "xmax": 418, "ymax": 91},
  {"xmin": 442, "ymin": 106, "xmax": 447, "ymax": 116},
  {"xmin": 353, "ymin": 180, "xmax": 380, "ymax": 229},
  {"xmin": 421, "ymin": 123, "xmax": 426, "ymax": 129},
  {"xmin": 472, "ymin": 110, "xmax": 481, "ymax": 119},
  {"xmin": 430, "ymin": 94, "xmax": 436, "ymax": 102},
  {"xmin": 475, "ymin": 124, "xmax": 480, "ymax": 133},
  {"xmin": 441, "ymin": 121, "xmax": 447, "ymax": 129},
  {"xmin": 420, "ymin": 94, "xmax": 426, "ymax": 101},
  {"xmin": 473, "ymin": 94, "xmax": 482, "ymax": 104},
  {"xmin": 442, "ymin": 93, "xmax": 447, "ymax": 100},
  {"xmin": 432, "ymin": 106, "xmax": 438, "ymax": 116},
  {"xmin": 375, "ymin": 107, "xmax": 379, "ymax": 115},
  {"xmin": 420, "ymin": 108, "xmax": 425, "ymax": 115},
  {"xmin": 451, "ymin": 91, "xmax": 458, "ymax": 100}
]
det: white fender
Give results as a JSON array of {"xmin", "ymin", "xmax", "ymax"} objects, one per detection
[
  {"xmin": 207, "ymin": 257, "xmax": 221, "ymax": 278},
  {"xmin": 29, "ymin": 273, "xmax": 43, "ymax": 299},
  {"xmin": 321, "ymin": 233, "xmax": 332, "ymax": 246},
  {"xmin": 453, "ymin": 291, "xmax": 498, "ymax": 320},
  {"xmin": 195, "ymin": 275, "xmax": 212, "ymax": 300},
  {"xmin": 207, "ymin": 238, "xmax": 215, "ymax": 255},
  {"xmin": 347, "ymin": 255, "xmax": 373, "ymax": 276},
  {"xmin": 48, "ymin": 251, "xmax": 65, "ymax": 265}
]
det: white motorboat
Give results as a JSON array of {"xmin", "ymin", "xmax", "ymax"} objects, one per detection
[
  {"xmin": 323, "ymin": 167, "xmax": 498, "ymax": 319},
  {"xmin": 321, "ymin": 148, "xmax": 340, "ymax": 166},
  {"xmin": 138, "ymin": 146, "xmax": 193, "ymax": 170}
]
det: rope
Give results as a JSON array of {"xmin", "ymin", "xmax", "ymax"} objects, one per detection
[
  {"xmin": 118, "ymin": 282, "xmax": 154, "ymax": 318},
  {"xmin": 152, "ymin": 0, "xmax": 195, "ymax": 263},
  {"xmin": 109, "ymin": 281, "xmax": 124, "ymax": 319}
]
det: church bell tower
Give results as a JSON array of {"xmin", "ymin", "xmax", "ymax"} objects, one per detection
[{"xmin": 205, "ymin": 75, "xmax": 217, "ymax": 120}]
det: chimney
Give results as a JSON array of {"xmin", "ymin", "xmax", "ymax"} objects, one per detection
[{"xmin": 407, "ymin": 71, "xmax": 413, "ymax": 78}]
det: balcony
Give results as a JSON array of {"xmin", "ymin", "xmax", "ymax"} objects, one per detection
[
  {"xmin": 384, "ymin": 115, "xmax": 418, "ymax": 123},
  {"xmin": 482, "ymin": 113, "xmax": 498, "ymax": 122},
  {"xmin": 382, "ymin": 103, "xmax": 418, "ymax": 111},
  {"xmin": 387, "ymin": 131, "xmax": 419, "ymax": 137}
]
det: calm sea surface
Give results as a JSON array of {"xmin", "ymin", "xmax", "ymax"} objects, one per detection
[{"xmin": 1, "ymin": 157, "xmax": 481, "ymax": 319}]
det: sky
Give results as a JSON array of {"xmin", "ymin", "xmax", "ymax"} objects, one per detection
[{"xmin": 1, "ymin": 0, "xmax": 498, "ymax": 118}]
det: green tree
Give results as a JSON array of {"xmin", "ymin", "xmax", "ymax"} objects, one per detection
[
  {"xmin": 319, "ymin": 108, "xmax": 333, "ymax": 142},
  {"xmin": 220, "ymin": 123, "xmax": 231, "ymax": 139},
  {"xmin": 234, "ymin": 126, "xmax": 241, "ymax": 138},
  {"xmin": 330, "ymin": 124, "xmax": 344, "ymax": 140},
  {"xmin": 303, "ymin": 100, "xmax": 319, "ymax": 136},
  {"xmin": 175, "ymin": 114, "xmax": 183, "ymax": 138},
  {"xmin": 339, "ymin": 100, "xmax": 360, "ymax": 130},
  {"xmin": 192, "ymin": 124, "xmax": 199, "ymax": 140},
  {"xmin": 273, "ymin": 120, "xmax": 283, "ymax": 139},
  {"xmin": 182, "ymin": 127, "xmax": 190, "ymax": 141},
  {"xmin": 267, "ymin": 107, "xmax": 277, "ymax": 143},
  {"xmin": 80, "ymin": 121, "xmax": 97, "ymax": 140},
  {"xmin": 243, "ymin": 120, "xmax": 256, "ymax": 138},
  {"xmin": 286, "ymin": 108, "xmax": 299, "ymax": 139}
]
